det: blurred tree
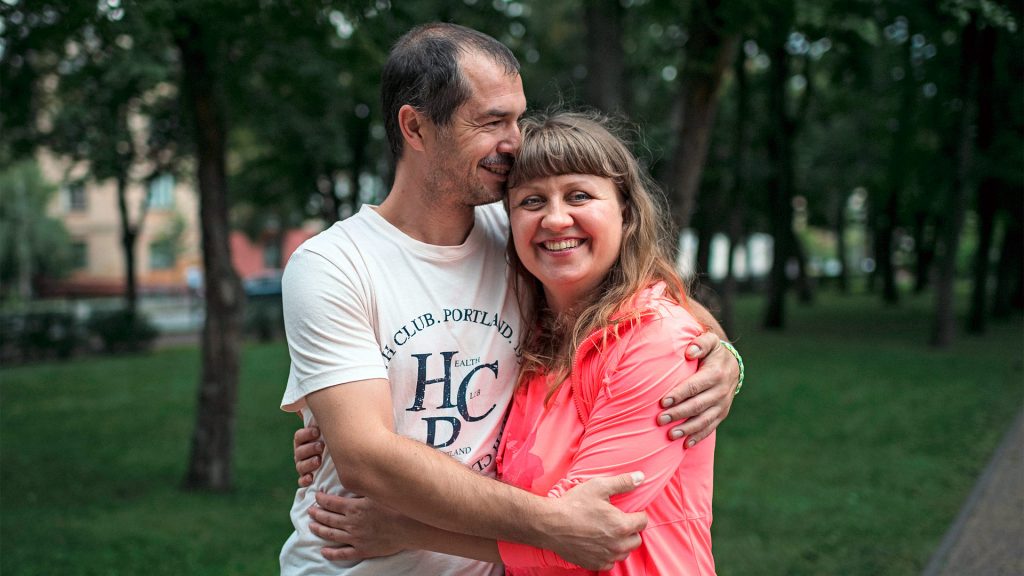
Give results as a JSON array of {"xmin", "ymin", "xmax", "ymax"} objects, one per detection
[
  {"xmin": 931, "ymin": 8, "xmax": 980, "ymax": 348},
  {"xmin": 39, "ymin": 4, "xmax": 178, "ymax": 316},
  {"xmin": 0, "ymin": 160, "xmax": 73, "ymax": 299}
]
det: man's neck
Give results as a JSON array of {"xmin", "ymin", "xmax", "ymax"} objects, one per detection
[{"xmin": 377, "ymin": 180, "xmax": 477, "ymax": 247}]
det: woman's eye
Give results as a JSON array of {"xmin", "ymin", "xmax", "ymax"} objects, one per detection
[
  {"xmin": 518, "ymin": 196, "xmax": 543, "ymax": 208},
  {"xmin": 568, "ymin": 191, "xmax": 591, "ymax": 202}
]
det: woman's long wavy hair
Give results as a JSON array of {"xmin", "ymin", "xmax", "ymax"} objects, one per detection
[{"xmin": 506, "ymin": 110, "xmax": 691, "ymax": 400}]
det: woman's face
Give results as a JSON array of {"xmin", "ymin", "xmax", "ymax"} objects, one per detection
[{"xmin": 508, "ymin": 173, "xmax": 625, "ymax": 313}]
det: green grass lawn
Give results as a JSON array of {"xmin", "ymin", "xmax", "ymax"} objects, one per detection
[{"xmin": 1, "ymin": 291, "xmax": 1021, "ymax": 575}]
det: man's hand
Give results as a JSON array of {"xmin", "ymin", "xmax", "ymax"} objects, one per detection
[
  {"xmin": 657, "ymin": 331, "xmax": 740, "ymax": 447},
  {"xmin": 308, "ymin": 492, "xmax": 407, "ymax": 561},
  {"xmin": 542, "ymin": 472, "xmax": 648, "ymax": 571},
  {"xmin": 294, "ymin": 425, "xmax": 324, "ymax": 487}
]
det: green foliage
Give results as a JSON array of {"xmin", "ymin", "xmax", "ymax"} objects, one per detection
[
  {"xmin": 0, "ymin": 309, "xmax": 82, "ymax": 362},
  {"xmin": 0, "ymin": 160, "xmax": 73, "ymax": 297},
  {"xmin": 150, "ymin": 211, "xmax": 187, "ymax": 263},
  {"xmin": 85, "ymin": 309, "xmax": 158, "ymax": 353}
]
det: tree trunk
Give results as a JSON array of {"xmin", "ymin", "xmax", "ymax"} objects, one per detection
[
  {"xmin": 695, "ymin": 211, "xmax": 714, "ymax": 284},
  {"xmin": 833, "ymin": 190, "xmax": 849, "ymax": 294},
  {"xmin": 877, "ymin": 48, "xmax": 918, "ymax": 305},
  {"xmin": 791, "ymin": 227, "xmax": 814, "ymax": 304},
  {"xmin": 720, "ymin": 42, "xmax": 750, "ymax": 336},
  {"xmin": 116, "ymin": 173, "xmax": 140, "ymax": 316},
  {"xmin": 967, "ymin": 24, "xmax": 998, "ymax": 333},
  {"xmin": 349, "ymin": 115, "xmax": 370, "ymax": 216},
  {"xmin": 932, "ymin": 15, "xmax": 979, "ymax": 348},
  {"xmin": 762, "ymin": 35, "xmax": 796, "ymax": 330},
  {"xmin": 14, "ymin": 175, "xmax": 33, "ymax": 299},
  {"xmin": 177, "ymin": 17, "xmax": 244, "ymax": 491},
  {"xmin": 665, "ymin": 0, "xmax": 738, "ymax": 236},
  {"xmin": 583, "ymin": 0, "xmax": 627, "ymax": 114},
  {"xmin": 913, "ymin": 211, "xmax": 935, "ymax": 294},
  {"xmin": 992, "ymin": 215, "xmax": 1023, "ymax": 317}
]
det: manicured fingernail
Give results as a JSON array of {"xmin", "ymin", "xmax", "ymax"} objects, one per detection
[
  {"xmin": 686, "ymin": 345, "xmax": 700, "ymax": 358},
  {"xmin": 670, "ymin": 429, "xmax": 684, "ymax": 440},
  {"xmin": 687, "ymin": 438, "xmax": 697, "ymax": 448},
  {"xmin": 658, "ymin": 414, "xmax": 671, "ymax": 425},
  {"xmin": 661, "ymin": 397, "xmax": 675, "ymax": 408},
  {"xmin": 631, "ymin": 472, "xmax": 645, "ymax": 484}
]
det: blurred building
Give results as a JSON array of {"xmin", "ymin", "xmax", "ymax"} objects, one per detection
[{"xmin": 38, "ymin": 149, "xmax": 321, "ymax": 298}]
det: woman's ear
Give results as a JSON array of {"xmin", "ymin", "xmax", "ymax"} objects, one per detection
[{"xmin": 398, "ymin": 105, "xmax": 429, "ymax": 152}]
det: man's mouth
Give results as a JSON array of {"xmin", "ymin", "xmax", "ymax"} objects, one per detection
[
  {"xmin": 481, "ymin": 156, "xmax": 513, "ymax": 176},
  {"xmin": 542, "ymin": 239, "xmax": 583, "ymax": 252}
]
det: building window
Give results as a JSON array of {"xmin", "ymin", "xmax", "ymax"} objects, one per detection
[
  {"xmin": 147, "ymin": 173, "xmax": 175, "ymax": 209},
  {"xmin": 67, "ymin": 183, "xmax": 87, "ymax": 212},
  {"xmin": 149, "ymin": 242, "xmax": 175, "ymax": 270},
  {"xmin": 71, "ymin": 241, "xmax": 88, "ymax": 269}
]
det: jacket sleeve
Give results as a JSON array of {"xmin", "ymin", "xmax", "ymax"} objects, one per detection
[{"xmin": 498, "ymin": 312, "xmax": 703, "ymax": 569}]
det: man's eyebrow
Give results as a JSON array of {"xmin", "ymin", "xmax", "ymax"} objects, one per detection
[{"xmin": 482, "ymin": 109, "xmax": 515, "ymax": 118}]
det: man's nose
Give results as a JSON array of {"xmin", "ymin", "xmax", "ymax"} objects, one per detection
[{"xmin": 497, "ymin": 123, "xmax": 521, "ymax": 155}]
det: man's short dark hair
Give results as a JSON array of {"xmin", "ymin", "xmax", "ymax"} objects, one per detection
[{"xmin": 381, "ymin": 23, "xmax": 521, "ymax": 159}]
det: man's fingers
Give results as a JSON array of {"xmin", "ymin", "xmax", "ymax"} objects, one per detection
[
  {"xmin": 308, "ymin": 504, "xmax": 349, "ymax": 530},
  {"xmin": 684, "ymin": 331, "xmax": 720, "ymax": 360},
  {"xmin": 309, "ymin": 519, "xmax": 351, "ymax": 545},
  {"xmin": 314, "ymin": 491, "xmax": 355, "ymax": 514},
  {"xmin": 682, "ymin": 426, "xmax": 715, "ymax": 448},
  {"xmin": 661, "ymin": 382, "xmax": 723, "ymax": 424},
  {"xmin": 590, "ymin": 471, "xmax": 645, "ymax": 499},
  {"xmin": 321, "ymin": 545, "xmax": 357, "ymax": 562},
  {"xmin": 622, "ymin": 510, "xmax": 648, "ymax": 534},
  {"xmin": 659, "ymin": 367, "xmax": 716, "ymax": 410}
]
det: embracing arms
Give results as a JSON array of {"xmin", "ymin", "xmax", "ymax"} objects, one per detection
[{"xmin": 304, "ymin": 377, "xmax": 647, "ymax": 569}]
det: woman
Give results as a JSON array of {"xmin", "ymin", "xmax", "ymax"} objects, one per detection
[{"xmin": 312, "ymin": 111, "xmax": 716, "ymax": 575}]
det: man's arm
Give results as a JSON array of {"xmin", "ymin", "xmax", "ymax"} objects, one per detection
[
  {"xmin": 657, "ymin": 299, "xmax": 741, "ymax": 447},
  {"xmin": 293, "ymin": 300, "xmax": 742, "ymax": 483},
  {"xmin": 305, "ymin": 377, "xmax": 647, "ymax": 570},
  {"xmin": 307, "ymin": 489, "xmax": 637, "ymax": 572}
]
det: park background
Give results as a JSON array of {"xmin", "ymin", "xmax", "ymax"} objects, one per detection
[{"xmin": 1, "ymin": 0, "xmax": 1022, "ymax": 574}]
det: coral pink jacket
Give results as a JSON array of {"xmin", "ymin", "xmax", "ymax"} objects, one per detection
[{"xmin": 497, "ymin": 284, "xmax": 716, "ymax": 575}]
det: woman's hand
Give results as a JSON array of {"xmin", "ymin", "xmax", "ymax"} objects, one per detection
[
  {"xmin": 308, "ymin": 492, "xmax": 408, "ymax": 561},
  {"xmin": 294, "ymin": 425, "xmax": 324, "ymax": 487}
]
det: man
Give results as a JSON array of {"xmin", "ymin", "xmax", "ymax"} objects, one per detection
[{"xmin": 280, "ymin": 23, "xmax": 740, "ymax": 575}]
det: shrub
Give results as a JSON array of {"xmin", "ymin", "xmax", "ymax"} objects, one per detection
[
  {"xmin": 0, "ymin": 310, "xmax": 82, "ymax": 363},
  {"xmin": 86, "ymin": 309, "xmax": 158, "ymax": 353}
]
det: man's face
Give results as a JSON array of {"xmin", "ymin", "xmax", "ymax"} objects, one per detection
[{"xmin": 425, "ymin": 53, "xmax": 527, "ymax": 207}]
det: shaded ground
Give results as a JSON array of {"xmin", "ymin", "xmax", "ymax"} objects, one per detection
[{"xmin": 924, "ymin": 411, "xmax": 1024, "ymax": 576}]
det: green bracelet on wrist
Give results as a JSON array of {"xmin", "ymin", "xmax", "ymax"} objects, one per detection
[{"xmin": 719, "ymin": 340, "xmax": 744, "ymax": 397}]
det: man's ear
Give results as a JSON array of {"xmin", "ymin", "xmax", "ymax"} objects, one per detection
[{"xmin": 398, "ymin": 105, "xmax": 429, "ymax": 153}]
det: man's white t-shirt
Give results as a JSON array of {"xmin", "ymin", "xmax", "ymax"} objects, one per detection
[{"xmin": 280, "ymin": 203, "xmax": 521, "ymax": 576}]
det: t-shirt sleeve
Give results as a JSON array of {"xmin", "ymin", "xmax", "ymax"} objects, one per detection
[
  {"xmin": 280, "ymin": 246, "xmax": 387, "ymax": 412},
  {"xmin": 498, "ymin": 311, "xmax": 703, "ymax": 569}
]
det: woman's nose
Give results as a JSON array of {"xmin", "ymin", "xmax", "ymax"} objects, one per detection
[{"xmin": 541, "ymin": 203, "xmax": 572, "ymax": 230}]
